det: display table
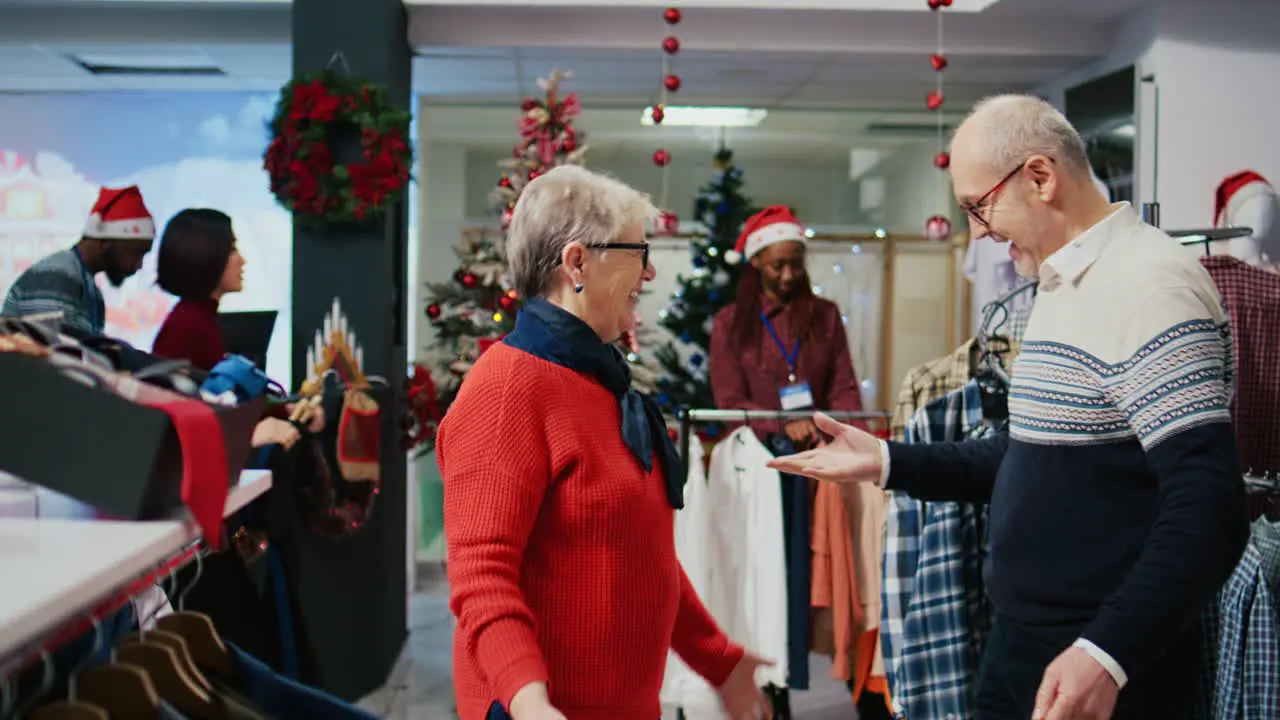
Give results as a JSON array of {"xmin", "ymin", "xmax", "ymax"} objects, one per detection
[{"xmin": 0, "ymin": 470, "xmax": 272, "ymax": 667}]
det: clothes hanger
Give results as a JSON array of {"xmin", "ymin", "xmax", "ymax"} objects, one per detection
[
  {"xmin": 9, "ymin": 650, "xmax": 57, "ymax": 718},
  {"xmin": 155, "ymin": 552, "xmax": 236, "ymax": 678},
  {"xmin": 77, "ymin": 665, "xmax": 162, "ymax": 720},
  {"xmin": 114, "ymin": 643, "xmax": 217, "ymax": 719},
  {"xmin": 119, "ymin": 630, "xmax": 214, "ymax": 693},
  {"xmin": 28, "ymin": 617, "xmax": 110, "ymax": 720}
]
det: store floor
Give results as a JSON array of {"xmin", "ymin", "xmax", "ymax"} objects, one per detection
[{"xmin": 357, "ymin": 566, "xmax": 861, "ymax": 719}]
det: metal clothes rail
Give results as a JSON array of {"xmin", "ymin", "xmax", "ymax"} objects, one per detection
[{"xmin": 676, "ymin": 408, "xmax": 890, "ymax": 482}]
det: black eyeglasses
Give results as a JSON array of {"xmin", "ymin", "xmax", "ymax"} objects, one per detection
[{"xmin": 596, "ymin": 242, "xmax": 650, "ymax": 268}]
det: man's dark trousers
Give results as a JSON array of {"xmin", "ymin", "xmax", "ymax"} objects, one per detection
[{"xmin": 974, "ymin": 614, "xmax": 1200, "ymax": 719}]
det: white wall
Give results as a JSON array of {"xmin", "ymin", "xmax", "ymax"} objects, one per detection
[{"xmin": 1035, "ymin": 2, "xmax": 1280, "ymax": 229}]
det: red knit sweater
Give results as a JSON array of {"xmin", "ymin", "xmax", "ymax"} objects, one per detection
[{"xmin": 436, "ymin": 343, "xmax": 744, "ymax": 720}]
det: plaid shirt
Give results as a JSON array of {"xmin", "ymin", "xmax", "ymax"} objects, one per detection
[
  {"xmin": 883, "ymin": 379, "xmax": 999, "ymax": 719},
  {"xmin": 1196, "ymin": 543, "xmax": 1280, "ymax": 720},
  {"xmin": 1201, "ymin": 256, "xmax": 1280, "ymax": 474}
]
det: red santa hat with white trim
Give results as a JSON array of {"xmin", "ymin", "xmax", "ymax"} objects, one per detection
[
  {"xmin": 1214, "ymin": 170, "xmax": 1280, "ymax": 264},
  {"xmin": 82, "ymin": 185, "xmax": 156, "ymax": 242},
  {"xmin": 725, "ymin": 205, "xmax": 807, "ymax": 265}
]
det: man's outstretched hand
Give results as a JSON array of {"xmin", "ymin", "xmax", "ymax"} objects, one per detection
[{"xmin": 765, "ymin": 412, "xmax": 884, "ymax": 486}]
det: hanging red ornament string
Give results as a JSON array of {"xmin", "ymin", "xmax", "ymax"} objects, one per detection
[
  {"xmin": 652, "ymin": 6, "xmax": 682, "ymax": 236},
  {"xmin": 924, "ymin": 0, "xmax": 954, "ymax": 241}
]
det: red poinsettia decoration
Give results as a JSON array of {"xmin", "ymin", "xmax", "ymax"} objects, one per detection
[
  {"xmin": 264, "ymin": 70, "xmax": 414, "ymax": 225},
  {"xmin": 406, "ymin": 363, "xmax": 445, "ymax": 452}
]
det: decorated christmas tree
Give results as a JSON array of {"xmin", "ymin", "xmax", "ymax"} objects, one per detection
[
  {"xmin": 655, "ymin": 148, "xmax": 756, "ymax": 416},
  {"xmin": 422, "ymin": 70, "xmax": 587, "ymax": 414}
]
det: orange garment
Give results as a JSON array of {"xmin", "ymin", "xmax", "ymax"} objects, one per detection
[
  {"xmin": 810, "ymin": 480, "xmax": 862, "ymax": 680},
  {"xmin": 843, "ymin": 481, "xmax": 890, "ymax": 708}
]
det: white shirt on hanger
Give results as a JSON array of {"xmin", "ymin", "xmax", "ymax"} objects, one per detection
[{"xmin": 660, "ymin": 426, "xmax": 789, "ymax": 720}]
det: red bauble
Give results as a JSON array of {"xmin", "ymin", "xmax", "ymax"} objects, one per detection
[
  {"xmin": 520, "ymin": 98, "xmax": 538, "ymax": 111},
  {"xmin": 663, "ymin": 7, "xmax": 682, "ymax": 24},
  {"xmin": 926, "ymin": 90, "xmax": 945, "ymax": 110},
  {"xmin": 501, "ymin": 207, "xmax": 514, "ymax": 229},
  {"xmin": 561, "ymin": 136, "xmax": 577, "ymax": 152},
  {"xmin": 662, "ymin": 36, "xmax": 681, "ymax": 54},
  {"xmin": 426, "ymin": 303, "xmax": 441, "ymax": 320},
  {"xmin": 656, "ymin": 210, "xmax": 679, "ymax": 235},
  {"xmin": 941, "ymin": 0, "xmax": 953, "ymax": 5},
  {"xmin": 930, "ymin": 54, "xmax": 948, "ymax": 71},
  {"xmin": 528, "ymin": 169, "xmax": 541, "ymax": 181},
  {"xmin": 499, "ymin": 294, "xmax": 517, "ymax": 312},
  {"xmin": 498, "ymin": 176, "xmax": 512, "ymax": 188},
  {"xmin": 651, "ymin": 105, "xmax": 666, "ymax": 124},
  {"xmin": 664, "ymin": 74, "xmax": 682, "ymax": 92},
  {"xmin": 512, "ymin": 144, "xmax": 525, "ymax": 158},
  {"xmin": 927, "ymin": 0, "xmax": 943, "ymax": 9},
  {"xmin": 461, "ymin": 273, "xmax": 479, "ymax": 289},
  {"xmin": 925, "ymin": 214, "xmax": 954, "ymax": 241},
  {"xmin": 653, "ymin": 149, "xmax": 672, "ymax": 167},
  {"xmin": 934, "ymin": 151, "xmax": 951, "ymax": 169}
]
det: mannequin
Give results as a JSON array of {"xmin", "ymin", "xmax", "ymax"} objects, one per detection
[{"xmin": 1213, "ymin": 170, "xmax": 1280, "ymax": 270}]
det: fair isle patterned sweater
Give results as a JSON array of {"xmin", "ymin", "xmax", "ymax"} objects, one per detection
[
  {"xmin": 886, "ymin": 204, "xmax": 1249, "ymax": 679},
  {"xmin": 1, "ymin": 248, "xmax": 102, "ymax": 334}
]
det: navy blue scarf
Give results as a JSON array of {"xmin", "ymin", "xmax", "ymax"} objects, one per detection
[{"xmin": 504, "ymin": 298, "xmax": 685, "ymax": 510}]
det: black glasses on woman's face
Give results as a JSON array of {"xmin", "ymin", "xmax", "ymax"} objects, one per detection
[{"xmin": 597, "ymin": 242, "xmax": 650, "ymax": 268}]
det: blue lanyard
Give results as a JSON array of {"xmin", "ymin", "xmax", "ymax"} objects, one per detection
[
  {"xmin": 760, "ymin": 311, "xmax": 801, "ymax": 382},
  {"xmin": 71, "ymin": 246, "xmax": 103, "ymax": 331}
]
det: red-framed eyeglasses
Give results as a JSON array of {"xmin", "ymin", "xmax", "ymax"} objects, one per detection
[{"xmin": 962, "ymin": 161, "xmax": 1027, "ymax": 230}]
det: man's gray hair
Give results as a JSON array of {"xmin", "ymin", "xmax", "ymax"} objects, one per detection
[
  {"xmin": 962, "ymin": 94, "xmax": 1092, "ymax": 179},
  {"xmin": 506, "ymin": 165, "xmax": 658, "ymax": 299}
]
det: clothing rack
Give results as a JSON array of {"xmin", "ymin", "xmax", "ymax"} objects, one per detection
[
  {"xmin": 676, "ymin": 408, "xmax": 890, "ymax": 482},
  {"xmin": 1170, "ymin": 227, "xmax": 1255, "ymax": 256},
  {"xmin": 1245, "ymin": 471, "xmax": 1280, "ymax": 495},
  {"xmin": 0, "ymin": 470, "xmax": 272, "ymax": 688}
]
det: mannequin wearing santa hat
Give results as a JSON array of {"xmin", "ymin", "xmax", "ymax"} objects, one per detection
[
  {"xmin": 1212, "ymin": 170, "xmax": 1280, "ymax": 270},
  {"xmin": 2, "ymin": 185, "xmax": 155, "ymax": 334}
]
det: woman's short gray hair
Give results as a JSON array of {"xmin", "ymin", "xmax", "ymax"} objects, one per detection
[{"xmin": 506, "ymin": 165, "xmax": 658, "ymax": 299}]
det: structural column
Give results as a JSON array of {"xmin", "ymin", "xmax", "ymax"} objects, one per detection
[{"xmin": 291, "ymin": 0, "xmax": 411, "ymax": 701}]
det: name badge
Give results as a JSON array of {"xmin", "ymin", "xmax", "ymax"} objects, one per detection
[{"xmin": 780, "ymin": 382, "xmax": 814, "ymax": 411}]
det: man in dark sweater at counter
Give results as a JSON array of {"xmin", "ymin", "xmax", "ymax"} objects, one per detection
[{"xmin": 769, "ymin": 94, "xmax": 1248, "ymax": 720}]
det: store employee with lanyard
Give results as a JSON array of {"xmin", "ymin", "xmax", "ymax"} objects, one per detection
[
  {"xmin": 709, "ymin": 204, "xmax": 867, "ymax": 446},
  {"xmin": 3, "ymin": 185, "xmax": 156, "ymax": 334}
]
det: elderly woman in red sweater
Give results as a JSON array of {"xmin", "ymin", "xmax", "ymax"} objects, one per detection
[{"xmin": 436, "ymin": 165, "xmax": 771, "ymax": 720}]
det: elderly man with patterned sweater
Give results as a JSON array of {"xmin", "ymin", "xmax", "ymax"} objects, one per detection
[{"xmin": 769, "ymin": 94, "xmax": 1249, "ymax": 720}]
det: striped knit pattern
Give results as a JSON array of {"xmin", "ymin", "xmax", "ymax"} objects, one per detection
[
  {"xmin": 1, "ymin": 248, "xmax": 101, "ymax": 333},
  {"xmin": 1011, "ymin": 319, "xmax": 1233, "ymax": 449}
]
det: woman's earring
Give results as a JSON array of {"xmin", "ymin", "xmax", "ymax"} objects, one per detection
[{"xmin": 574, "ymin": 282, "xmax": 584, "ymax": 294}]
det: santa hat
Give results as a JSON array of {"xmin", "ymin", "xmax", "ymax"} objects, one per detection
[
  {"xmin": 1214, "ymin": 170, "xmax": 1280, "ymax": 263},
  {"xmin": 726, "ymin": 205, "xmax": 807, "ymax": 264},
  {"xmin": 82, "ymin": 186, "xmax": 155, "ymax": 241}
]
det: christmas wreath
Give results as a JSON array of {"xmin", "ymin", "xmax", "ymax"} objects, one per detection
[{"xmin": 264, "ymin": 70, "xmax": 413, "ymax": 224}]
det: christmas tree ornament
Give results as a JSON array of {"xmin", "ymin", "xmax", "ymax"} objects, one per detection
[
  {"xmin": 501, "ymin": 207, "xmax": 514, "ymax": 229},
  {"xmin": 498, "ymin": 176, "xmax": 512, "ymax": 188},
  {"xmin": 651, "ymin": 105, "xmax": 666, "ymax": 125},
  {"xmin": 925, "ymin": 214, "xmax": 953, "ymax": 240},
  {"xmin": 930, "ymin": 53, "xmax": 948, "ymax": 71},
  {"xmin": 926, "ymin": 90, "xmax": 945, "ymax": 110},
  {"xmin": 664, "ymin": 7, "xmax": 682, "ymax": 24},
  {"xmin": 427, "ymin": 303, "xmax": 441, "ymax": 320},
  {"xmin": 927, "ymin": 0, "xmax": 943, "ymax": 9},
  {"xmin": 653, "ymin": 149, "xmax": 672, "ymax": 167},
  {"xmin": 663, "ymin": 37, "xmax": 681, "ymax": 54},
  {"xmin": 934, "ymin": 151, "xmax": 951, "ymax": 169},
  {"xmin": 461, "ymin": 273, "xmax": 479, "ymax": 289},
  {"xmin": 664, "ymin": 74, "xmax": 682, "ymax": 92}
]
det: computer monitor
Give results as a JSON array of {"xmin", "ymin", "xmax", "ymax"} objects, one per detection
[{"xmin": 216, "ymin": 311, "xmax": 277, "ymax": 371}]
